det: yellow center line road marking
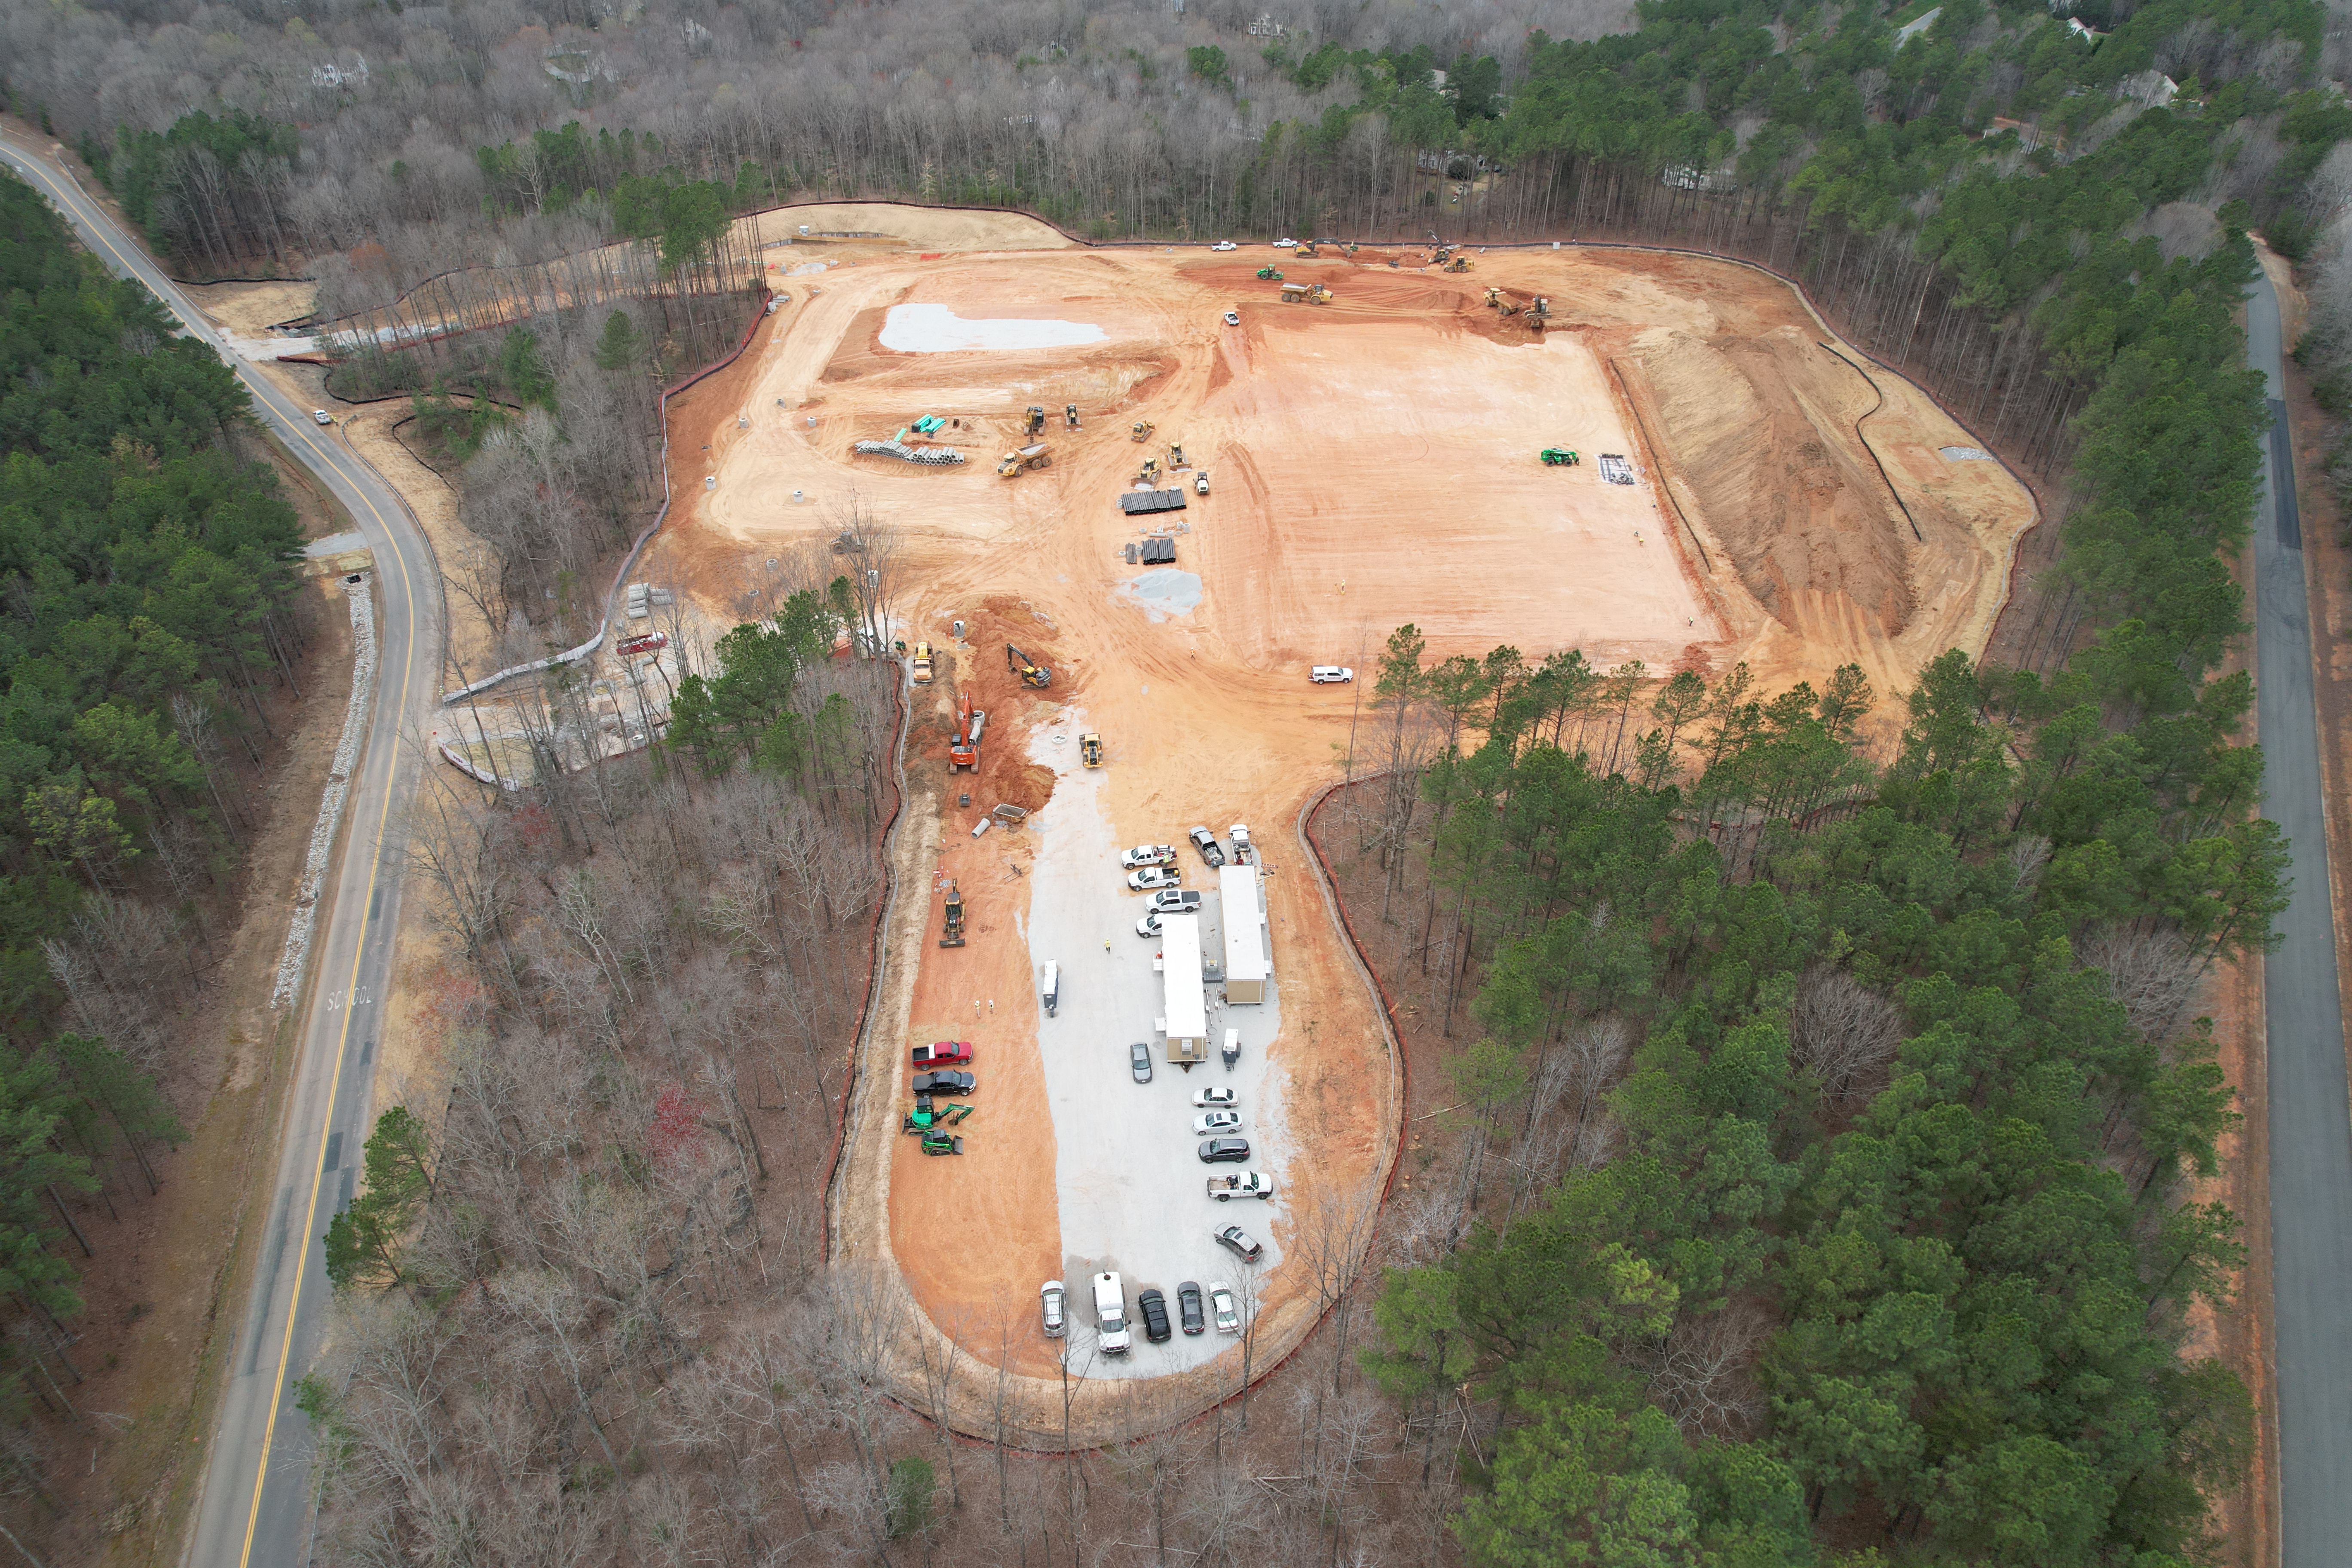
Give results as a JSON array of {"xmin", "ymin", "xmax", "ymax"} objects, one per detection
[{"xmin": 5, "ymin": 146, "xmax": 428, "ymax": 1568}]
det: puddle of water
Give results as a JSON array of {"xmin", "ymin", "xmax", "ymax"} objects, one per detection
[
  {"xmin": 1119, "ymin": 569, "xmax": 1204, "ymax": 622},
  {"xmin": 881, "ymin": 303, "xmax": 1106, "ymax": 353}
]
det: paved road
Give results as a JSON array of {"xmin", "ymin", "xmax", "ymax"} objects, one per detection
[
  {"xmin": 2247, "ymin": 267, "xmax": 2352, "ymax": 1568},
  {"xmin": 0, "ymin": 140, "xmax": 442, "ymax": 1567}
]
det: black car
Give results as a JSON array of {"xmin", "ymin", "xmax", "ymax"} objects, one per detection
[
  {"xmin": 1176, "ymin": 1281, "xmax": 1205, "ymax": 1335},
  {"xmin": 1137, "ymin": 1287, "xmax": 1173, "ymax": 1344},
  {"xmin": 1198, "ymin": 1137, "xmax": 1251, "ymax": 1164},
  {"xmin": 1188, "ymin": 826, "xmax": 1225, "ymax": 867},
  {"xmin": 912, "ymin": 1070, "xmax": 976, "ymax": 1097}
]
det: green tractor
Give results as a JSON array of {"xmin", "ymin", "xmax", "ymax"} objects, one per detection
[
  {"xmin": 920, "ymin": 1130, "xmax": 965, "ymax": 1156},
  {"xmin": 1540, "ymin": 447, "xmax": 1581, "ymax": 467},
  {"xmin": 1256, "ymin": 265, "xmax": 1284, "ymax": 281}
]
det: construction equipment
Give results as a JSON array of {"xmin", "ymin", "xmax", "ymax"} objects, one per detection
[
  {"xmin": 1194, "ymin": 469, "xmax": 1210, "ymax": 496},
  {"xmin": 1138, "ymin": 456, "xmax": 1163, "ymax": 486},
  {"xmin": 919, "ymin": 1131, "xmax": 964, "ymax": 1156},
  {"xmin": 1131, "ymin": 420, "xmax": 1155, "ymax": 443},
  {"xmin": 1025, "ymin": 405, "xmax": 1046, "ymax": 437},
  {"xmin": 1442, "ymin": 255, "xmax": 1472, "ymax": 273},
  {"xmin": 939, "ymin": 880, "xmax": 967, "ymax": 947},
  {"xmin": 1167, "ymin": 440, "xmax": 1187, "ymax": 468},
  {"xmin": 854, "ymin": 438, "xmax": 965, "ymax": 466},
  {"xmin": 949, "ymin": 692, "xmax": 985, "ymax": 772},
  {"xmin": 1256, "ymin": 265, "xmax": 1284, "ymax": 280},
  {"xmin": 1432, "ymin": 244, "xmax": 1456, "ymax": 263},
  {"xmin": 1294, "ymin": 242, "xmax": 1317, "ymax": 257},
  {"xmin": 1065, "ymin": 403, "xmax": 1081, "ymax": 429},
  {"xmin": 1279, "ymin": 282, "xmax": 1333, "ymax": 305},
  {"xmin": 1540, "ymin": 447, "xmax": 1581, "ymax": 466},
  {"xmin": 910, "ymin": 641, "xmax": 934, "ymax": 684},
  {"xmin": 1081, "ymin": 732, "xmax": 1103, "ymax": 768},
  {"xmin": 1008, "ymin": 643, "xmax": 1052, "ymax": 689},
  {"xmin": 995, "ymin": 442, "xmax": 1052, "ymax": 478},
  {"xmin": 992, "ymin": 802, "xmax": 1029, "ymax": 828}
]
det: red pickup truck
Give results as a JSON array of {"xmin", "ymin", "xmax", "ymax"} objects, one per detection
[{"xmin": 911, "ymin": 1040, "xmax": 974, "ymax": 1068}]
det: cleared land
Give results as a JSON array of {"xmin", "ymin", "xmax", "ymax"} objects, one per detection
[{"xmin": 643, "ymin": 230, "xmax": 2035, "ymax": 1441}]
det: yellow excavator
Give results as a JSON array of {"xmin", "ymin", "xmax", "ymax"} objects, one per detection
[{"xmin": 1007, "ymin": 643, "xmax": 1052, "ymax": 689}]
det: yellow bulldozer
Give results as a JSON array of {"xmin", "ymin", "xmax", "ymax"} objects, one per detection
[
  {"xmin": 1167, "ymin": 440, "xmax": 1188, "ymax": 469},
  {"xmin": 1131, "ymin": 420, "xmax": 1155, "ymax": 443},
  {"xmin": 996, "ymin": 442, "xmax": 1052, "ymax": 478},
  {"xmin": 1137, "ymin": 456, "xmax": 1163, "ymax": 486}
]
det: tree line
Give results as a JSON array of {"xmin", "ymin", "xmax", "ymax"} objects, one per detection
[{"xmin": 0, "ymin": 168, "xmax": 306, "ymax": 1517}]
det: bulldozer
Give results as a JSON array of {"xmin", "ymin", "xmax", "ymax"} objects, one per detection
[
  {"xmin": 1167, "ymin": 440, "xmax": 1187, "ymax": 469},
  {"xmin": 996, "ymin": 442, "xmax": 1052, "ymax": 478},
  {"xmin": 1137, "ymin": 456, "xmax": 1163, "ymax": 486},
  {"xmin": 949, "ymin": 690, "xmax": 984, "ymax": 772},
  {"xmin": 1131, "ymin": 420, "xmax": 1155, "ymax": 443},
  {"xmin": 1065, "ymin": 403, "xmax": 1081, "ymax": 429},
  {"xmin": 1007, "ymin": 643, "xmax": 1052, "ymax": 689},
  {"xmin": 1081, "ymin": 732, "xmax": 1103, "ymax": 768},
  {"xmin": 939, "ymin": 880, "xmax": 967, "ymax": 947},
  {"xmin": 1442, "ymin": 255, "xmax": 1472, "ymax": 273},
  {"xmin": 1025, "ymin": 405, "xmax": 1046, "ymax": 437},
  {"xmin": 1256, "ymin": 265, "xmax": 1284, "ymax": 281}
]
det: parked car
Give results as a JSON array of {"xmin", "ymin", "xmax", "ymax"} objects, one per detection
[
  {"xmin": 1128, "ymin": 867, "xmax": 1182, "ymax": 891},
  {"xmin": 1207, "ymin": 1172, "xmax": 1276, "ymax": 1200},
  {"xmin": 312, "ymin": 409, "xmax": 334, "ymax": 425},
  {"xmin": 1275, "ymin": 237, "xmax": 1297, "ymax": 248},
  {"xmin": 1147, "ymin": 889, "xmax": 1205, "ymax": 914},
  {"xmin": 1177, "ymin": 1281, "xmax": 1205, "ymax": 1335},
  {"xmin": 1229, "ymin": 824, "xmax": 1252, "ymax": 861},
  {"xmin": 1137, "ymin": 912, "xmax": 1165, "ymax": 938},
  {"xmin": 1211, "ymin": 240, "xmax": 1238, "ymax": 251},
  {"xmin": 1189, "ymin": 827, "xmax": 1226, "ymax": 867},
  {"xmin": 1214, "ymin": 1224, "xmax": 1264, "ymax": 1262},
  {"xmin": 1198, "ymin": 1137, "xmax": 1251, "ymax": 1164},
  {"xmin": 1130, "ymin": 1042, "xmax": 1155, "ymax": 1084},
  {"xmin": 1121, "ymin": 844, "xmax": 1178, "ymax": 868},
  {"xmin": 1137, "ymin": 1287, "xmax": 1173, "ymax": 1344},
  {"xmin": 1041, "ymin": 1280, "xmax": 1066, "ymax": 1338},
  {"xmin": 1192, "ymin": 1086, "xmax": 1238, "ymax": 1109},
  {"xmin": 1193, "ymin": 1110, "xmax": 1243, "ymax": 1135},
  {"xmin": 911, "ymin": 1041, "xmax": 973, "ymax": 1068},
  {"xmin": 912, "ymin": 1070, "xmax": 976, "ymax": 1097},
  {"xmin": 1222, "ymin": 309, "xmax": 1240, "ymax": 326},
  {"xmin": 1210, "ymin": 1281, "xmax": 1240, "ymax": 1334},
  {"xmin": 1311, "ymin": 665, "xmax": 1355, "ymax": 683}
]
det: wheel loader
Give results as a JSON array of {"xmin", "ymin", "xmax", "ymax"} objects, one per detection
[
  {"xmin": 939, "ymin": 880, "xmax": 967, "ymax": 947},
  {"xmin": 1081, "ymin": 732, "xmax": 1103, "ymax": 768},
  {"xmin": 1065, "ymin": 403, "xmax": 1081, "ymax": 429},
  {"xmin": 1443, "ymin": 256, "xmax": 1472, "ymax": 273},
  {"xmin": 1025, "ymin": 405, "xmax": 1046, "ymax": 437}
]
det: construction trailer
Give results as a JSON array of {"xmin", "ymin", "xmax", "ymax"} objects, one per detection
[
  {"xmin": 1155, "ymin": 912, "xmax": 1211, "ymax": 1067},
  {"xmin": 1219, "ymin": 864, "xmax": 1271, "ymax": 1004}
]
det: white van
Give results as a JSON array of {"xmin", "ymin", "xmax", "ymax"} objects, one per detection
[
  {"xmin": 1092, "ymin": 1271, "xmax": 1131, "ymax": 1353},
  {"xmin": 1041, "ymin": 961, "xmax": 1060, "ymax": 1017}
]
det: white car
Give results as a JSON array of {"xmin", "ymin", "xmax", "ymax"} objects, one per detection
[
  {"xmin": 1192, "ymin": 1086, "xmax": 1238, "ymax": 1109},
  {"xmin": 1223, "ymin": 310, "xmax": 1240, "ymax": 326},
  {"xmin": 1211, "ymin": 240, "xmax": 1238, "ymax": 252},
  {"xmin": 1210, "ymin": 1281, "xmax": 1240, "ymax": 1334},
  {"xmin": 311, "ymin": 409, "xmax": 334, "ymax": 426},
  {"xmin": 1311, "ymin": 665, "xmax": 1354, "ymax": 683},
  {"xmin": 1128, "ymin": 867, "xmax": 1182, "ymax": 891},
  {"xmin": 1193, "ymin": 1110, "xmax": 1243, "ymax": 1135},
  {"xmin": 1121, "ymin": 844, "xmax": 1177, "ymax": 868},
  {"xmin": 1041, "ymin": 1280, "xmax": 1066, "ymax": 1338}
]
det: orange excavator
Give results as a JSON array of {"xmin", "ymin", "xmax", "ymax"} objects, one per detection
[{"xmin": 949, "ymin": 690, "xmax": 986, "ymax": 772}]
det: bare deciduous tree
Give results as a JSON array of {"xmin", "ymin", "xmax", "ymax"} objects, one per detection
[{"xmin": 1789, "ymin": 964, "xmax": 1905, "ymax": 1104}]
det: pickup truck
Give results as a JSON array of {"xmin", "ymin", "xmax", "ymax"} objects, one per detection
[
  {"xmin": 911, "ymin": 1040, "xmax": 973, "ymax": 1068},
  {"xmin": 1120, "ymin": 844, "xmax": 1177, "ymax": 868},
  {"xmin": 1206, "ymin": 1172, "xmax": 1275, "ymax": 1201},
  {"xmin": 1147, "ymin": 889, "xmax": 1204, "ymax": 915}
]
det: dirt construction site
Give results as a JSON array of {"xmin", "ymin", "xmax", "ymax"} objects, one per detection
[{"xmin": 640, "ymin": 219, "xmax": 2037, "ymax": 1443}]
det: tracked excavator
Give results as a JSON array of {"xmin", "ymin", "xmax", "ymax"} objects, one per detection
[
  {"xmin": 949, "ymin": 691, "xmax": 986, "ymax": 772},
  {"xmin": 1007, "ymin": 644, "xmax": 1052, "ymax": 689}
]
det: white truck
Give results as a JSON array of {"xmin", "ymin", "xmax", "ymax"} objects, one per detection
[
  {"xmin": 1206, "ymin": 1173, "xmax": 1275, "ymax": 1200},
  {"xmin": 1092, "ymin": 1271, "xmax": 1132, "ymax": 1353},
  {"xmin": 1229, "ymin": 823, "xmax": 1252, "ymax": 862}
]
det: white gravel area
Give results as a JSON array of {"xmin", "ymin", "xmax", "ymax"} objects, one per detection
[
  {"xmin": 1024, "ymin": 716, "xmax": 1290, "ymax": 1378},
  {"xmin": 1118, "ymin": 568, "xmax": 1204, "ymax": 621},
  {"xmin": 880, "ymin": 302, "xmax": 1106, "ymax": 353}
]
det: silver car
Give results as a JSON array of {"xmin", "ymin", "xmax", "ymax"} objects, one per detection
[
  {"xmin": 1193, "ymin": 1110, "xmax": 1243, "ymax": 1135},
  {"xmin": 1130, "ymin": 1042, "xmax": 1154, "ymax": 1083},
  {"xmin": 1041, "ymin": 1280, "xmax": 1066, "ymax": 1338}
]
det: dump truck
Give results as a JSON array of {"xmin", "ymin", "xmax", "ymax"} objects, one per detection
[
  {"xmin": 1025, "ymin": 405, "xmax": 1046, "ymax": 437},
  {"xmin": 996, "ymin": 442, "xmax": 1052, "ymax": 478},
  {"xmin": 1007, "ymin": 644, "xmax": 1051, "ymax": 689},
  {"xmin": 1081, "ymin": 732, "xmax": 1104, "ymax": 768},
  {"xmin": 939, "ymin": 881, "xmax": 966, "ymax": 947},
  {"xmin": 1065, "ymin": 403, "xmax": 1081, "ymax": 429},
  {"xmin": 1256, "ymin": 265, "xmax": 1284, "ymax": 280},
  {"xmin": 1131, "ymin": 420, "xmax": 1155, "ymax": 443},
  {"xmin": 1279, "ymin": 282, "xmax": 1332, "ymax": 305},
  {"xmin": 949, "ymin": 692, "xmax": 985, "ymax": 772},
  {"xmin": 1194, "ymin": 469, "xmax": 1210, "ymax": 496},
  {"xmin": 910, "ymin": 641, "xmax": 934, "ymax": 683},
  {"xmin": 1540, "ymin": 447, "xmax": 1581, "ymax": 466}
]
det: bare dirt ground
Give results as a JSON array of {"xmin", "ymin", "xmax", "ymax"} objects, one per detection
[
  {"xmin": 180, "ymin": 278, "xmax": 317, "ymax": 333},
  {"xmin": 649, "ymin": 230, "xmax": 2033, "ymax": 1439}
]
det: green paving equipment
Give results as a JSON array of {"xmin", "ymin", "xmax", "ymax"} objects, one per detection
[
  {"xmin": 1540, "ymin": 447, "xmax": 1580, "ymax": 467},
  {"xmin": 1256, "ymin": 266, "xmax": 1283, "ymax": 280}
]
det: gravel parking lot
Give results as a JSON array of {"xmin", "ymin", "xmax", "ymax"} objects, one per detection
[{"xmin": 1025, "ymin": 718, "xmax": 1289, "ymax": 1377}]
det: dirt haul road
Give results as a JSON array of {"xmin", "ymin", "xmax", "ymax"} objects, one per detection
[{"xmin": 650, "ymin": 234, "xmax": 2033, "ymax": 1441}]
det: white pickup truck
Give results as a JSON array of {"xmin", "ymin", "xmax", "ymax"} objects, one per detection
[
  {"xmin": 1206, "ymin": 1173, "xmax": 1275, "ymax": 1201},
  {"xmin": 1092, "ymin": 1270, "xmax": 1132, "ymax": 1353}
]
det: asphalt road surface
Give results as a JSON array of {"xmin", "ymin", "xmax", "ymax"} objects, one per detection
[
  {"xmin": 2246, "ymin": 266, "xmax": 2352, "ymax": 1568},
  {"xmin": 0, "ymin": 138, "xmax": 443, "ymax": 1567}
]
